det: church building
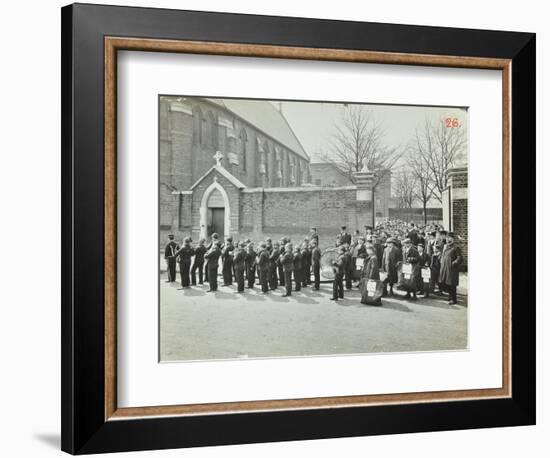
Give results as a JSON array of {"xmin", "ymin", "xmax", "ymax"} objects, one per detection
[{"xmin": 160, "ymin": 96, "xmax": 380, "ymax": 247}]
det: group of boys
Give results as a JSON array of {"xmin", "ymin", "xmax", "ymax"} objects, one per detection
[
  {"xmin": 164, "ymin": 219, "xmax": 464, "ymax": 306},
  {"xmin": 164, "ymin": 229, "xmax": 323, "ymax": 297}
]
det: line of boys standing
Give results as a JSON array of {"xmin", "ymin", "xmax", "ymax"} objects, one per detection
[{"xmin": 163, "ymin": 228, "xmax": 323, "ymax": 296}]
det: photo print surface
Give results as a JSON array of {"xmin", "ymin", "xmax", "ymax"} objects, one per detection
[{"xmin": 159, "ymin": 96, "xmax": 469, "ymax": 362}]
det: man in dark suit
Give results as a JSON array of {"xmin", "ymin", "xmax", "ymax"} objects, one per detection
[
  {"xmin": 205, "ymin": 241, "xmax": 222, "ymax": 292},
  {"xmin": 190, "ymin": 238, "xmax": 206, "ymax": 285},
  {"xmin": 174, "ymin": 237, "xmax": 194, "ymax": 288},
  {"xmin": 164, "ymin": 234, "xmax": 179, "ymax": 283}
]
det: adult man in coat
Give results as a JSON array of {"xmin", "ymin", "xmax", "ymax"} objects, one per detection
[
  {"xmin": 401, "ymin": 238, "xmax": 420, "ymax": 300},
  {"xmin": 280, "ymin": 243, "xmax": 294, "ymax": 297},
  {"xmin": 381, "ymin": 238, "xmax": 400, "ymax": 296},
  {"xmin": 164, "ymin": 234, "xmax": 179, "ymax": 283},
  {"xmin": 204, "ymin": 241, "xmax": 222, "ymax": 292},
  {"xmin": 438, "ymin": 232, "xmax": 463, "ymax": 304},
  {"xmin": 174, "ymin": 237, "xmax": 194, "ymax": 288}
]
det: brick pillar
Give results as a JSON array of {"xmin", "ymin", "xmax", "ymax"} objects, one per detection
[
  {"xmin": 353, "ymin": 169, "xmax": 375, "ymax": 227},
  {"xmin": 447, "ymin": 166, "xmax": 468, "ymax": 268}
]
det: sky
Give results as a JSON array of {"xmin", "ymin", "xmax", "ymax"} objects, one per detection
[{"xmin": 272, "ymin": 100, "xmax": 469, "ymax": 165}]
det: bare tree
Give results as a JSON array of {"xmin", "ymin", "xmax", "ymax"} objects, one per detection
[
  {"xmin": 407, "ymin": 139, "xmax": 436, "ymax": 224},
  {"xmin": 320, "ymin": 105, "xmax": 402, "ymax": 225},
  {"xmin": 414, "ymin": 118, "xmax": 467, "ymax": 204},
  {"xmin": 393, "ymin": 170, "xmax": 416, "ymax": 210}
]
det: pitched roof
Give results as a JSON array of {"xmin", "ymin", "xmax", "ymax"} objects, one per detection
[
  {"xmin": 190, "ymin": 165, "xmax": 246, "ymax": 191},
  {"xmin": 207, "ymin": 98, "xmax": 309, "ymax": 161}
]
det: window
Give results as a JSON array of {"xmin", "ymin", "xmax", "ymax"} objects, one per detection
[
  {"xmin": 192, "ymin": 106, "xmax": 203, "ymax": 144},
  {"xmin": 206, "ymin": 110, "xmax": 217, "ymax": 148},
  {"xmin": 239, "ymin": 128, "xmax": 247, "ymax": 172},
  {"xmin": 314, "ymin": 179, "xmax": 321, "ymax": 186}
]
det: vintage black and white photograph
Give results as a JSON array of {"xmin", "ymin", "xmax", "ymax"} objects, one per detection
[{"xmin": 159, "ymin": 96, "xmax": 469, "ymax": 362}]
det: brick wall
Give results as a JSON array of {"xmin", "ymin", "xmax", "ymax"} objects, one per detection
[
  {"xmin": 239, "ymin": 187, "xmax": 370, "ymax": 250},
  {"xmin": 448, "ymin": 167, "xmax": 468, "ymax": 270}
]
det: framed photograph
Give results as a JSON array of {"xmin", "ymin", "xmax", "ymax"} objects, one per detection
[{"xmin": 61, "ymin": 3, "xmax": 536, "ymax": 454}]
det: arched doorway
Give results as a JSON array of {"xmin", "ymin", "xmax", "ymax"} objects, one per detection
[{"xmin": 199, "ymin": 180, "xmax": 231, "ymax": 239}]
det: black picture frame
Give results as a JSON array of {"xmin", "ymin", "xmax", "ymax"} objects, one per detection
[{"xmin": 61, "ymin": 3, "xmax": 535, "ymax": 454}]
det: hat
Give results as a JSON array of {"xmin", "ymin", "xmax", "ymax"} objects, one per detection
[
  {"xmin": 417, "ymin": 243, "xmax": 425, "ymax": 248},
  {"xmin": 341, "ymin": 225, "xmax": 347, "ymax": 230},
  {"xmin": 239, "ymin": 242, "xmax": 246, "ymax": 248},
  {"xmin": 168, "ymin": 233, "xmax": 175, "ymax": 239},
  {"xmin": 184, "ymin": 236, "xmax": 192, "ymax": 243},
  {"xmin": 310, "ymin": 226, "xmax": 317, "ymax": 230},
  {"xmin": 403, "ymin": 238, "xmax": 412, "ymax": 244},
  {"xmin": 387, "ymin": 238, "xmax": 396, "ymax": 244},
  {"xmin": 226, "ymin": 236, "xmax": 233, "ymax": 241}
]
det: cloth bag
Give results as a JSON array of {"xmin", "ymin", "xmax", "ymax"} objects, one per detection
[
  {"xmin": 397, "ymin": 262, "xmax": 420, "ymax": 292},
  {"xmin": 359, "ymin": 278, "xmax": 384, "ymax": 305}
]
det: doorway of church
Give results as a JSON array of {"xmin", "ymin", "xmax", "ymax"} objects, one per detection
[{"xmin": 208, "ymin": 208, "xmax": 225, "ymax": 238}]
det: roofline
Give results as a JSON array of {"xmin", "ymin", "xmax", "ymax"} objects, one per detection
[{"xmin": 201, "ymin": 97, "xmax": 310, "ymax": 162}]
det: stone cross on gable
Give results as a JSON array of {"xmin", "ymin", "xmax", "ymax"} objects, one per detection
[{"xmin": 213, "ymin": 151, "xmax": 224, "ymax": 167}]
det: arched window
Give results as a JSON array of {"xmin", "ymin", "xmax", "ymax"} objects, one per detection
[
  {"xmin": 263, "ymin": 142, "xmax": 270, "ymax": 184},
  {"xmin": 239, "ymin": 128, "xmax": 247, "ymax": 172},
  {"xmin": 206, "ymin": 111, "xmax": 217, "ymax": 148},
  {"xmin": 192, "ymin": 106, "xmax": 203, "ymax": 144}
]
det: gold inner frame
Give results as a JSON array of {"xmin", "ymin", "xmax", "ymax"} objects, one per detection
[{"xmin": 104, "ymin": 37, "xmax": 512, "ymax": 421}]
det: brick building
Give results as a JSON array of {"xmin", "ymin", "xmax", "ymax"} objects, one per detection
[
  {"xmin": 442, "ymin": 166, "xmax": 468, "ymax": 267},
  {"xmin": 161, "ymin": 96, "xmax": 385, "ymax": 248}
]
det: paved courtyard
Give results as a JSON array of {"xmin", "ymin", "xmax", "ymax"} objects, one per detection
[{"xmin": 160, "ymin": 274, "xmax": 468, "ymax": 361}]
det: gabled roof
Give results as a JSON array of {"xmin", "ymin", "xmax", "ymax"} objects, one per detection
[
  {"xmin": 190, "ymin": 165, "xmax": 246, "ymax": 191},
  {"xmin": 207, "ymin": 98, "xmax": 309, "ymax": 161}
]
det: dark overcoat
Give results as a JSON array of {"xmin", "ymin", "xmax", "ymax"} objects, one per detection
[
  {"xmin": 382, "ymin": 245, "xmax": 400, "ymax": 283},
  {"xmin": 362, "ymin": 255, "xmax": 380, "ymax": 280},
  {"xmin": 439, "ymin": 244, "xmax": 463, "ymax": 286}
]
